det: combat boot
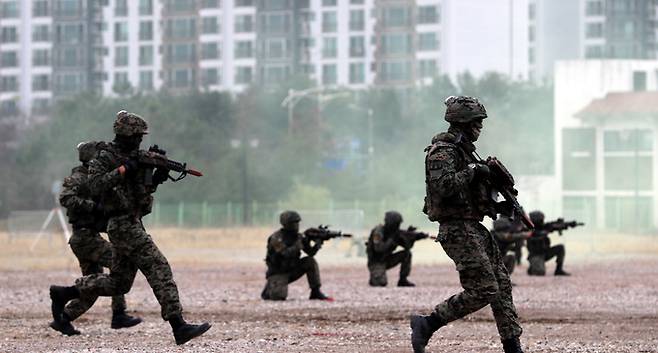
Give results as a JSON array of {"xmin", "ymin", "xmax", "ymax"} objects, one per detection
[
  {"xmin": 49, "ymin": 313, "xmax": 80, "ymax": 336},
  {"xmin": 410, "ymin": 314, "xmax": 444, "ymax": 353},
  {"xmin": 309, "ymin": 287, "xmax": 334, "ymax": 301},
  {"xmin": 554, "ymin": 268, "xmax": 571, "ymax": 276},
  {"xmin": 111, "ymin": 310, "xmax": 143, "ymax": 329},
  {"xmin": 397, "ymin": 278, "xmax": 416, "ymax": 287},
  {"xmin": 169, "ymin": 315, "xmax": 212, "ymax": 345},
  {"xmin": 502, "ymin": 336, "xmax": 524, "ymax": 353},
  {"xmin": 49, "ymin": 285, "xmax": 79, "ymax": 323},
  {"xmin": 260, "ymin": 284, "xmax": 270, "ymax": 300}
]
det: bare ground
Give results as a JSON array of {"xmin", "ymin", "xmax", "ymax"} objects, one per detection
[{"xmin": 1, "ymin": 257, "xmax": 658, "ymax": 352}]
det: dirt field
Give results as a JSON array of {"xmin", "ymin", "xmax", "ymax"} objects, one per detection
[{"xmin": 0, "ymin": 229, "xmax": 657, "ymax": 352}]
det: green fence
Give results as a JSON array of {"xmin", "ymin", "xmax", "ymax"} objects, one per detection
[{"xmin": 143, "ymin": 199, "xmax": 433, "ymax": 229}]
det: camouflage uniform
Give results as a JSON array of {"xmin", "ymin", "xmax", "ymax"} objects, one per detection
[
  {"xmin": 526, "ymin": 211, "xmax": 567, "ymax": 276},
  {"xmin": 418, "ymin": 96, "xmax": 523, "ymax": 346},
  {"xmin": 366, "ymin": 224, "xmax": 411, "ymax": 286},
  {"xmin": 73, "ymin": 114, "xmax": 182, "ymax": 321},
  {"xmin": 263, "ymin": 229, "xmax": 322, "ymax": 300}
]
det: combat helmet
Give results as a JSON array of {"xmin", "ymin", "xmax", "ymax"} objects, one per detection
[
  {"xmin": 77, "ymin": 141, "xmax": 99, "ymax": 163},
  {"xmin": 444, "ymin": 96, "xmax": 487, "ymax": 123},
  {"xmin": 113, "ymin": 110, "xmax": 148, "ymax": 136},
  {"xmin": 384, "ymin": 211, "xmax": 403, "ymax": 227},
  {"xmin": 529, "ymin": 211, "xmax": 545, "ymax": 227},
  {"xmin": 279, "ymin": 210, "xmax": 301, "ymax": 227}
]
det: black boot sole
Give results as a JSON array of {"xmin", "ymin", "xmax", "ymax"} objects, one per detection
[
  {"xmin": 410, "ymin": 315, "xmax": 431, "ymax": 353},
  {"xmin": 175, "ymin": 323, "xmax": 212, "ymax": 345},
  {"xmin": 49, "ymin": 320, "xmax": 80, "ymax": 336},
  {"xmin": 111, "ymin": 317, "xmax": 143, "ymax": 329}
]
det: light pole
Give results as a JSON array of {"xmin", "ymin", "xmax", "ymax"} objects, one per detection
[{"xmin": 230, "ymin": 138, "xmax": 259, "ymax": 225}]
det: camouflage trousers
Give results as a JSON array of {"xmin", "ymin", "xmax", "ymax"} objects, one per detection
[
  {"xmin": 264, "ymin": 257, "xmax": 321, "ymax": 300},
  {"xmin": 64, "ymin": 228, "xmax": 127, "ymax": 320},
  {"xmin": 367, "ymin": 250, "xmax": 412, "ymax": 286},
  {"xmin": 75, "ymin": 215, "xmax": 182, "ymax": 321},
  {"xmin": 433, "ymin": 220, "xmax": 522, "ymax": 340}
]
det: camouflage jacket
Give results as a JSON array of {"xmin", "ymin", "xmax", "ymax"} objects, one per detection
[
  {"xmin": 423, "ymin": 132, "xmax": 494, "ymax": 222},
  {"xmin": 87, "ymin": 142, "xmax": 157, "ymax": 218},
  {"xmin": 265, "ymin": 229, "xmax": 320, "ymax": 276},
  {"xmin": 366, "ymin": 224, "xmax": 399, "ymax": 262},
  {"xmin": 526, "ymin": 229, "xmax": 551, "ymax": 255},
  {"xmin": 59, "ymin": 165, "xmax": 105, "ymax": 230}
]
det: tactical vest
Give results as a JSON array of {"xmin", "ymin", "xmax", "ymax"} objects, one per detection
[{"xmin": 423, "ymin": 132, "xmax": 493, "ymax": 222}]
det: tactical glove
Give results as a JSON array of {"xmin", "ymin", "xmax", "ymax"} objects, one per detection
[
  {"xmin": 468, "ymin": 163, "xmax": 490, "ymax": 181},
  {"xmin": 153, "ymin": 167, "xmax": 170, "ymax": 185}
]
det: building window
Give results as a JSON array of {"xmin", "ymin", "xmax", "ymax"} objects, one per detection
[
  {"xmin": 235, "ymin": 0, "xmax": 253, "ymax": 6},
  {"xmin": 0, "ymin": 100, "xmax": 18, "ymax": 116},
  {"xmin": 0, "ymin": 1, "xmax": 18, "ymax": 18},
  {"xmin": 139, "ymin": 21, "xmax": 153, "ymax": 40},
  {"xmin": 114, "ymin": 72, "xmax": 131, "ymax": 92},
  {"xmin": 562, "ymin": 127, "xmax": 596, "ymax": 191},
  {"xmin": 322, "ymin": 64, "xmax": 337, "ymax": 84},
  {"xmin": 322, "ymin": 11, "xmax": 337, "ymax": 33},
  {"xmin": 32, "ymin": 75, "xmax": 50, "ymax": 91},
  {"xmin": 349, "ymin": 10, "xmax": 364, "ymax": 31},
  {"xmin": 202, "ymin": 17, "xmax": 219, "ymax": 34},
  {"xmin": 202, "ymin": 68, "xmax": 219, "ymax": 86},
  {"xmin": 528, "ymin": 3, "xmax": 535, "ymax": 20},
  {"xmin": 382, "ymin": 7, "xmax": 410, "ymax": 27},
  {"xmin": 33, "ymin": 49, "xmax": 50, "ymax": 66},
  {"xmin": 528, "ymin": 47, "xmax": 535, "ymax": 64},
  {"xmin": 605, "ymin": 196, "xmax": 652, "ymax": 230},
  {"xmin": 32, "ymin": 98, "xmax": 50, "ymax": 114},
  {"xmin": 261, "ymin": 13, "xmax": 288, "ymax": 33},
  {"xmin": 166, "ymin": 43, "xmax": 196, "ymax": 64},
  {"xmin": 115, "ymin": 22, "xmax": 129, "ymax": 41},
  {"xmin": 350, "ymin": 0, "xmax": 364, "ymax": 4},
  {"xmin": 633, "ymin": 71, "xmax": 647, "ymax": 91},
  {"xmin": 202, "ymin": 0, "xmax": 219, "ymax": 8},
  {"xmin": 56, "ymin": 73, "xmax": 82, "ymax": 93},
  {"xmin": 585, "ymin": 22, "xmax": 603, "ymax": 38},
  {"xmin": 418, "ymin": 32, "xmax": 438, "ymax": 51},
  {"xmin": 115, "ymin": 0, "xmax": 128, "ymax": 16},
  {"xmin": 33, "ymin": 25, "xmax": 50, "ymax": 42},
  {"xmin": 0, "ymin": 76, "xmax": 18, "ymax": 92},
  {"xmin": 323, "ymin": 37, "xmax": 337, "ymax": 58},
  {"xmin": 266, "ymin": 39, "xmax": 286, "ymax": 59},
  {"xmin": 0, "ymin": 51, "xmax": 17, "ymax": 67},
  {"xmin": 59, "ymin": 48, "xmax": 80, "ymax": 67},
  {"xmin": 263, "ymin": 65, "xmax": 288, "ymax": 84},
  {"xmin": 349, "ymin": 63, "xmax": 365, "ymax": 84},
  {"xmin": 586, "ymin": 0, "xmax": 603, "ymax": 16},
  {"xmin": 235, "ymin": 66, "xmax": 253, "ymax": 84},
  {"xmin": 201, "ymin": 42, "xmax": 220, "ymax": 59},
  {"xmin": 166, "ymin": 18, "xmax": 197, "ymax": 39},
  {"xmin": 584, "ymin": 45, "xmax": 602, "ymax": 58},
  {"xmin": 528, "ymin": 26, "xmax": 535, "ymax": 41},
  {"xmin": 1, "ymin": 26, "xmax": 17, "ymax": 43},
  {"xmin": 139, "ymin": 45, "xmax": 154, "ymax": 66},
  {"xmin": 33, "ymin": 0, "xmax": 49, "ymax": 17},
  {"xmin": 235, "ymin": 41, "xmax": 253, "ymax": 58},
  {"xmin": 57, "ymin": 23, "xmax": 82, "ymax": 44},
  {"xmin": 418, "ymin": 6, "xmax": 439, "ymax": 24},
  {"xmin": 139, "ymin": 0, "xmax": 153, "ymax": 15},
  {"xmin": 235, "ymin": 15, "xmax": 254, "ymax": 33},
  {"xmin": 139, "ymin": 71, "xmax": 154, "ymax": 90},
  {"xmin": 115, "ymin": 47, "xmax": 129, "ymax": 67},
  {"xmin": 419, "ymin": 59, "xmax": 437, "ymax": 78},
  {"xmin": 350, "ymin": 36, "xmax": 365, "ymax": 57},
  {"xmin": 323, "ymin": 0, "xmax": 337, "ymax": 6},
  {"xmin": 382, "ymin": 33, "xmax": 412, "ymax": 55}
]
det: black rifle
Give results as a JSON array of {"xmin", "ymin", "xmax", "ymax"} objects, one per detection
[
  {"xmin": 397, "ymin": 226, "xmax": 429, "ymax": 249},
  {"xmin": 545, "ymin": 218, "xmax": 585, "ymax": 235},
  {"xmin": 304, "ymin": 225, "xmax": 353, "ymax": 242},
  {"xmin": 133, "ymin": 145, "xmax": 203, "ymax": 185},
  {"xmin": 466, "ymin": 151, "xmax": 534, "ymax": 229}
]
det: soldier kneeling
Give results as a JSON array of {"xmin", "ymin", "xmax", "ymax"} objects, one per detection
[
  {"xmin": 366, "ymin": 211, "xmax": 420, "ymax": 287},
  {"xmin": 261, "ymin": 211, "xmax": 332, "ymax": 301}
]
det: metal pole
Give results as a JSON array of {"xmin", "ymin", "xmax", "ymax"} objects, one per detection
[
  {"xmin": 242, "ymin": 141, "xmax": 249, "ymax": 225},
  {"xmin": 288, "ymin": 89, "xmax": 294, "ymax": 136}
]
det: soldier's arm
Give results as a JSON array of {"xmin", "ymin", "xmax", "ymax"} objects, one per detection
[
  {"xmin": 269, "ymin": 235, "xmax": 300, "ymax": 258},
  {"xmin": 58, "ymin": 175, "xmax": 95, "ymax": 213},
  {"xmin": 428, "ymin": 146, "xmax": 475, "ymax": 198},
  {"xmin": 371, "ymin": 229, "xmax": 396, "ymax": 253},
  {"xmin": 302, "ymin": 236, "xmax": 322, "ymax": 256},
  {"xmin": 87, "ymin": 151, "xmax": 124, "ymax": 195}
]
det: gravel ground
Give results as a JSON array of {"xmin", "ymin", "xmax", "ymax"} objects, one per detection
[{"xmin": 1, "ymin": 259, "xmax": 657, "ymax": 352}]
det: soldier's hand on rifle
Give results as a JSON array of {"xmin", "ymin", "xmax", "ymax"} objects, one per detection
[
  {"xmin": 120, "ymin": 158, "xmax": 140, "ymax": 178},
  {"xmin": 407, "ymin": 226, "xmax": 417, "ymax": 232},
  {"xmin": 495, "ymin": 200, "xmax": 514, "ymax": 217},
  {"xmin": 468, "ymin": 163, "xmax": 490, "ymax": 181},
  {"xmin": 152, "ymin": 167, "xmax": 169, "ymax": 185}
]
